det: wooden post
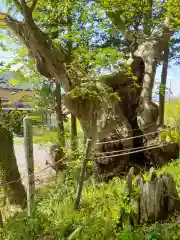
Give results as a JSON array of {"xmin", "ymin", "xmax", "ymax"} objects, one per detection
[
  {"xmin": 71, "ymin": 113, "xmax": 78, "ymax": 151},
  {"xmin": 23, "ymin": 116, "xmax": 35, "ymax": 217},
  {"xmin": 74, "ymin": 139, "xmax": 92, "ymax": 209},
  {"xmin": 0, "ymin": 210, "xmax": 3, "ymax": 228}
]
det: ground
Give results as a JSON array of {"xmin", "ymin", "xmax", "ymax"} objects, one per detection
[{"xmin": 14, "ymin": 137, "xmax": 55, "ymax": 188}]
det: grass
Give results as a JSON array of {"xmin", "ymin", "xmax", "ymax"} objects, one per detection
[
  {"xmin": 157, "ymin": 159, "xmax": 180, "ymax": 189},
  {"xmin": 13, "ymin": 137, "xmax": 24, "ymax": 144},
  {"xmin": 165, "ymin": 100, "xmax": 180, "ymax": 126},
  {"xmin": 13, "ymin": 119, "xmax": 84, "ymax": 145},
  {"xmin": 1, "ymin": 167, "xmax": 126, "ymax": 239},
  {"xmin": 2, "ymin": 160, "xmax": 180, "ymax": 239},
  {"xmin": 13, "ymin": 130, "xmax": 58, "ymax": 144},
  {"xmin": 33, "ymin": 129, "xmax": 59, "ymax": 144}
]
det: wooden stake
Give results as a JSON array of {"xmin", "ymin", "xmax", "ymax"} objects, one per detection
[
  {"xmin": 0, "ymin": 210, "xmax": 3, "ymax": 228},
  {"xmin": 74, "ymin": 139, "xmax": 92, "ymax": 209}
]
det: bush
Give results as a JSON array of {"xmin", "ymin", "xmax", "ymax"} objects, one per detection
[
  {"xmin": 9, "ymin": 110, "xmax": 30, "ymax": 135},
  {"xmin": 9, "ymin": 110, "xmax": 41, "ymax": 136}
]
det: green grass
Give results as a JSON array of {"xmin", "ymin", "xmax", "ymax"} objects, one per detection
[
  {"xmin": 1, "ymin": 167, "xmax": 127, "ymax": 239},
  {"xmin": 14, "ymin": 137, "xmax": 24, "ymax": 144},
  {"xmin": 165, "ymin": 99, "xmax": 180, "ymax": 126},
  {"xmin": 13, "ymin": 130, "xmax": 58, "ymax": 144},
  {"xmin": 2, "ymin": 161, "xmax": 180, "ymax": 239},
  {"xmin": 13, "ymin": 119, "xmax": 84, "ymax": 144},
  {"xmin": 33, "ymin": 129, "xmax": 59, "ymax": 144}
]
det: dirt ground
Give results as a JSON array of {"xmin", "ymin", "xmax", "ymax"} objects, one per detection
[{"xmin": 14, "ymin": 140, "xmax": 55, "ymax": 188}]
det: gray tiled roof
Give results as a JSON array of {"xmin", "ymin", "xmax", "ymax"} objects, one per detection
[{"xmin": 0, "ymin": 72, "xmax": 31, "ymax": 90}]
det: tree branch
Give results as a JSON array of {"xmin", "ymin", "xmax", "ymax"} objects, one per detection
[
  {"xmin": 106, "ymin": 11, "xmax": 133, "ymax": 41},
  {"xmin": 19, "ymin": 0, "xmax": 31, "ymax": 17},
  {"xmin": 31, "ymin": 0, "xmax": 38, "ymax": 12},
  {"xmin": 2, "ymin": 13, "xmax": 32, "ymax": 50},
  {"xmin": 13, "ymin": 0, "xmax": 23, "ymax": 13},
  {"xmin": 20, "ymin": 0, "xmax": 27, "ymax": 6},
  {"xmin": 18, "ymin": 0, "xmax": 35, "ymax": 22}
]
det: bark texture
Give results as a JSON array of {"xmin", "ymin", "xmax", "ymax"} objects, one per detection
[
  {"xmin": 0, "ymin": 124, "xmax": 26, "ymax": 208},
  {"xmin": 123, "ymin": 167, "xmax": 180, "ymax": 226},
  {"xmin": 55, "ymin": 83, "xmax": 65, "ymax": 148},
  {"xmin": 5, "ymin": 13, "xmax": 70, "ymax": 91}
]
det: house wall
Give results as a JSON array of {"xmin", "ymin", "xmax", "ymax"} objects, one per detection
[
  {"xmin": 46, "ymin": 112, "xmax": 71, "ymax": 128},
  {"xmin": 0, "ymin": 88, "xmax": 34, "ymax": 106}
]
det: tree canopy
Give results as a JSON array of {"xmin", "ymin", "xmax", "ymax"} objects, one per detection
[{"xmin": 0, "ymin": 0, "xmax": 179, "ymax": 87}]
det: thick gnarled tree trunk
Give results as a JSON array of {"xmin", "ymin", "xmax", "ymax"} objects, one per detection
[
  {"xmin": 2, "ymin": 9, "xmax": 178, "ymax": 180},
  {"xmin": 0, "ymin": 124, "xmax": 26, "ymax": 208}
]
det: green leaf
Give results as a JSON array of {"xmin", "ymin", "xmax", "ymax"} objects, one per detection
[
  {"xmin": 67, "ymin": 226, "xmax": 82, "ymax": 240},
  {"xmin": 8, "ymin": 78, "xmax": 19, "ymax": 86}
]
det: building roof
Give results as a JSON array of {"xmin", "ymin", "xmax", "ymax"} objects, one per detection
[{"xmin": 0, "ymin": 72, "xmax": 32, "ymax": 91}]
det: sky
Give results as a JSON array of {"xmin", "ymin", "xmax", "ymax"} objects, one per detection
[
  {"xmin": 155, "ymin": 64, "xmax": 180, "ymax": 98},
  {"xmin": 0, "ymin": 1, "xmax": 179, "ymax": 98}
]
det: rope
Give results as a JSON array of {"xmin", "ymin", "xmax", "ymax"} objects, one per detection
[
  {"xmin": 95, "ymin": 143, "xmax": 160, "ymax": 155},
  {"xmin": 96, "ymin": 126, "xmax": 177, "ymax": 145},
  {"xmin": 0, "ymin": 126, "xmax": 178, "ymax": 187},
  {"xmin": 94, "ymin": 143, "xmax": 169, "ymax": 159},
  {"xmin": 0, "ymin": 154, "xmax": 69, "ymax": 187},
  {"xmin": 0, "ymin": 176, "xmax": 56, "ymax": 202}
]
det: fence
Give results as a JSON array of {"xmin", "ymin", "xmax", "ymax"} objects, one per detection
[{"xmin": 0, "ymin": 122, "xmax": 180, "ymax": 226}]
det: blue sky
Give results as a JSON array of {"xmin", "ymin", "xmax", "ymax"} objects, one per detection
[{"xmin": 0, "ymin": 1, "xmax": 179, "ymax": 98}]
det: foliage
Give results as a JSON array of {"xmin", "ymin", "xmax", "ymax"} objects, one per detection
[
  {"xmin": 33, "ymin": 79, "xmax": 56, "ymax": 116},
  {"xmin": 1, "ymin": 0, "xmax": 180, "ymax": 79},
  {"xmin": 69, "ymin": 81, "xmax": 120, "ymax": 113},
  {"xmin": 160, "ymin": 127, "xmax": 180, "ymax": 145},
  {"xmin": 0, "ymin": 42, "xmax": 57, "ymax": 117},
  {"xmin": 159, "ymin": 98, "xmax": 180, "ymax": 144},
  {"xmin": 1, "ymin": 0, "xmax": 180, "ymax": 112},
  {"xmin": 164, "ymin": 99, "xmax": 180, "ymax": 126},
  {"xmin": 1, "ymin": 1, "xmax": 180, "ymax": 238},
  {"xmin": 31, "ymin": 119, "xmax": 83, "ymax": 144},
  {"xmin": 1, "ymin": 161, "xmax": 180, "ymax": 239},
  {"xmin": 1, "ymin": 165, "xmax": 133, "ymax": 239},
  {"xmin": 0, "ymin": 109, "xmax": 33, "ymax": 135},
  {"xmin": 1, "ymin": 0, "xmax": 124, "ymax": 81},
  {"xmin": 157, "ymin": 160, "xmax": 180, "ymax": 189},
  {"xmin": 8, "ymin": 110, "xmax": 31, "ymax": 135},
  {"xmin": 0, "ymin": 109, "xmax": 41, "ymax": 136}
]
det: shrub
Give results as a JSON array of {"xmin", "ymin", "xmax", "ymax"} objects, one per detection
[{"xmin": 9, "ymin": 110, "xmax": 33, "ymax": 135}]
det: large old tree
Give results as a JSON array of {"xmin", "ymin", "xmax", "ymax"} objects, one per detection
[{"xmin": 0, "ymin": 0, "xmax": 180, "ymax": 180}]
